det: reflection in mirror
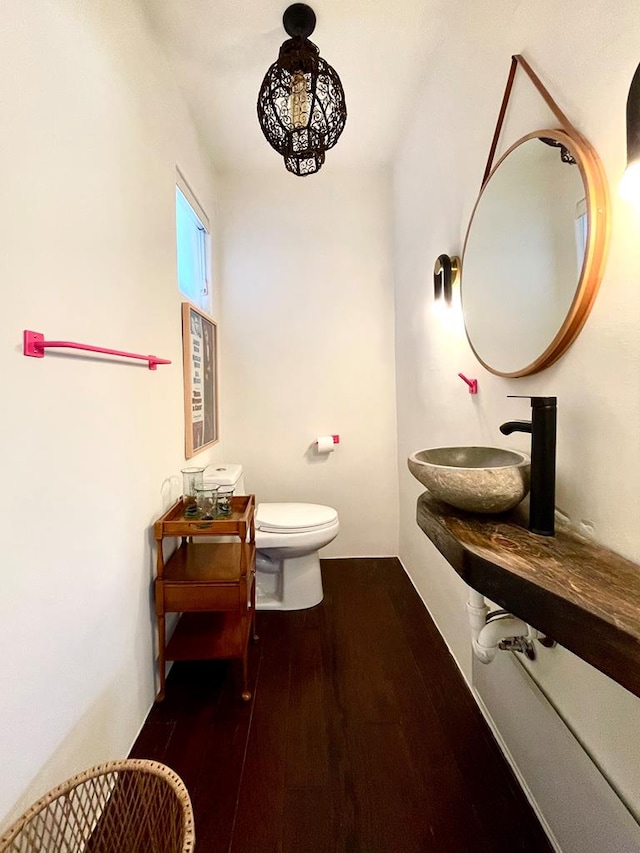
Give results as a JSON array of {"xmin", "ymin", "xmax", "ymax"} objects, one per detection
[{"xmin": 461, "ymin": 129, "xmax": 608, "ymax": 377}]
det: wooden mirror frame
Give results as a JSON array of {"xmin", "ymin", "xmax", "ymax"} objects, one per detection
[{"xmin": 461, "ymin": 56, "xmax": 610, "ymax": 378}]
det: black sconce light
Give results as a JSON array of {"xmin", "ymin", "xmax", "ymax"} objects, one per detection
[
  {"xmin": 433, "ymin": 255, "xmax": 460, "ymax": 306},
  {"xmin": 539, "ymin": 136, "xmax": 576, "ymax": 165},
  {"xmin": 257, "ymin": 3, "xmax": 347, "ymax": 176},
  {"xmin": 621, "ymin": 61, "xmax": 640, "ymax": 205}
]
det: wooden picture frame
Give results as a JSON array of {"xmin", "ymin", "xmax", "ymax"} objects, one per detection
[{"xmin": 181, "ymin": 302, "xmax": 219, "ymax": 458}]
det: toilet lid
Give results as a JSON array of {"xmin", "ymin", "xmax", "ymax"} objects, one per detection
[{"xmin": 256, "ymin": 502, "xmax": 338, "ymax": 534}]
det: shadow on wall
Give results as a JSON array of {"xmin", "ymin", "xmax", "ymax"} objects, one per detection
[{"xmin": 1, "ymin": 680, "xmax": 128, "ymax": 834}]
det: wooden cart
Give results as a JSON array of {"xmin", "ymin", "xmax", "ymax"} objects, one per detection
[{"xmin": 153, "ymin": 495, "xmax": 258, "ymax": 701}]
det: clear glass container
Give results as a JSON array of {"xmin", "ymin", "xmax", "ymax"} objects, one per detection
[
  {"xmin": 181, "ymin": 466, "xmax": 205, "ymax": 517},
  {"xmin": 195, "ymin": 484, "xmax": 218, "ymax": 521},
  {"xmin": 216, "ymin": 485, "xmax": 234, "ymax": 517}
]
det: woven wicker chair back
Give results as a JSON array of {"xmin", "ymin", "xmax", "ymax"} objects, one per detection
[{"xmin": 0, "ymin": 760, "xmax": 195, "ymax": 853}]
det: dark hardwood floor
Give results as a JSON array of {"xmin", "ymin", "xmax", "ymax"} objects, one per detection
[{"xmin": 131, "ymin": 558, "xmax": 553, "ymax": 852}]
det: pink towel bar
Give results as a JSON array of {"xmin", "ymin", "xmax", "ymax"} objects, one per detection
[{"xmin": 23, "ymin": 330, "xmax": 171, "ymax": 370}]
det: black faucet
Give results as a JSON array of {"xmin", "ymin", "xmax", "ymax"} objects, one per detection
[{"xmin": 500, "ymin": 396, "xmax": 557, "ymax": 537}]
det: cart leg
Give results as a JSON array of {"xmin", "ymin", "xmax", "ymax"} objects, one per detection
[
  {"xmin": 156, "ymin": 613, "xmax": 166, "ymax": 702},
  {"xmin": 242, "ymin": 655, "xmax": 251, "ymax": 702},
  {"xmin": 251, "ymin": 572, "xmax": 259, "ymax": 643},
  {"xmin": 241, "ymin": 646, "xmax": 252, "ymax": 702}
]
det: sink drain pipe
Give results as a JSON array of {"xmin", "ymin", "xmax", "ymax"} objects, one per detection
[{"xmin": 467, "ymin": 588, "xmax": 539, "ymax": 663}]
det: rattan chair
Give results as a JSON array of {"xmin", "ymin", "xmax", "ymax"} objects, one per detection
[{"xmin": 0, "ymin": 759, "xmax": 195, "ymax": 853}]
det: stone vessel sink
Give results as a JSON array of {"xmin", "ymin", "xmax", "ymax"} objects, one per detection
[{"xmin": 407, "ymin": 446, "xmax": 531, "ymax": 514}]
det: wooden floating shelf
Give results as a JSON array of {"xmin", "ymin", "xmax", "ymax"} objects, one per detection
[{"xmin": 416, "ymin": 492, "xmax": 640, "ymax": 699}]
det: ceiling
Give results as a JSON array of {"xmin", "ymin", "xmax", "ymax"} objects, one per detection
[{"xmin": 138, "ymin": 0, "xmax": 440, "ymax": 173}]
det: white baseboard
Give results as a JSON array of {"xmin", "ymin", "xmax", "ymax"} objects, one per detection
[{"xmin": 472, "ymin": 650, "xmax": 640, "ymax": 853}]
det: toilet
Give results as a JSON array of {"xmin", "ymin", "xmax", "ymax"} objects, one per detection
[{"xmin": 204, "ymin": 465, "xmax": 339, "ymax": 611}]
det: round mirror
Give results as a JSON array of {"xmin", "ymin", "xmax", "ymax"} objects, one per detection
[{"xmin": 461, "ymin": 129, "xmax": 608, "ymax": 377}]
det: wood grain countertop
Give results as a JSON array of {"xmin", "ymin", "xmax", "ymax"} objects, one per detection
[{"xmin": 416, "ymin": 491, "xmax": 640, "ymax": 698}]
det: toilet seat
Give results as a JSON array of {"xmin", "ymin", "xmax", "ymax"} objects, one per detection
[{"xmin": 256, "ymin": 502, "xmax": 338, "ymax": 534}]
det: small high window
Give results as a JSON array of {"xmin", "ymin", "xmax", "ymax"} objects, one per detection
[{"xmin": 176, "ymin": 170, "xmax": 211, "ymax": 312}]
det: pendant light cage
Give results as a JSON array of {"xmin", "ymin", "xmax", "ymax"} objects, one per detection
[{"xmin": 257, "ymin": 33, "xmax": 347, "ymax": 176}]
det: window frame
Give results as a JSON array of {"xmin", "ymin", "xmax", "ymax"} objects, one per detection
[{"xmin": 175, "ymin": 168, "xmax": 211, "ymax": 312}]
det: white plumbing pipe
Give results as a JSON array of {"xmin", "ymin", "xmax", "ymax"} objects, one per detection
[
  {"xmin": 474, "ymin": 615, "xmax": 530, "ymax": 664},
  {"xmin": 466, "ymin": 588, "xmax": 489, "ymax": 645},
  {"xmin": 466, "ymin": 586, "xmax": 539, "ymax": 664}
]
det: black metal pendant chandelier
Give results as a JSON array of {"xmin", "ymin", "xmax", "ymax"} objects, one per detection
[{"xmin": 257, "ymin": 3, "xmax": 347, "ymax": 177}]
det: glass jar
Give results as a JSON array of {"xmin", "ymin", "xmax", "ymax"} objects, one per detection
[
  {"xmin": 195, "ymin": 484, "xmax": 218, "ymax": 521},
  {"xmin": 216, "ymin": 485, "xmax": 234, "ymax": 517},
  {"xmin": 181, "ymin": 466, "xmax": 205, "ymax": 517}
]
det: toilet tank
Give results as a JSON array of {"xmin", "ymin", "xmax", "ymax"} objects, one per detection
[{"xmin": 204, "ymin": 463, "xmax": 246, "ymax": 494}]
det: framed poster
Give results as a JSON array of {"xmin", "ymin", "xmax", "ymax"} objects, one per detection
[{"xmin": 181, "ymin": 302, "xmax": 219, "ymax": 458}]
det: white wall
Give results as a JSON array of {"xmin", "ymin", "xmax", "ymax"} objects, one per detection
[
  {"xmin": 219, "ymin": 170, "xmax": 399, "ymax": 557},
  {"xmin": 6, "ymin": 0, "xmax": 639, "ymax": 840},
  {"xmin": 393, "ymin": 0, "xmax": 640, "ymax": 841},
  {"xmin": 0, "ymin": 0, "xmax": 223, "ymax": 828}
]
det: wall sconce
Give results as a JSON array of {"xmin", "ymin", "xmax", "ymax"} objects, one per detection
[
  {"xmin": 433, "ymin": 254, "xmax": 460, "ymax": 306},
  {"xmin": 620, "ymin": 61, "xmax": 640, "ymax": 206},
  {"xmin": 257, "ymin": 3, "xmax": 347, "ymax": 176}
]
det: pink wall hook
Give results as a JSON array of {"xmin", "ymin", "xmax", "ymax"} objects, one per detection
[{"xmin": 458, "ymin": 373, "xmax": 478, "ymax": 394}]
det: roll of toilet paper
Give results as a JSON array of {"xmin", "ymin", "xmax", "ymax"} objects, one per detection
[{"xmin": 316, "ymin": 435, "xmax": 335, "ymax": 454}]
